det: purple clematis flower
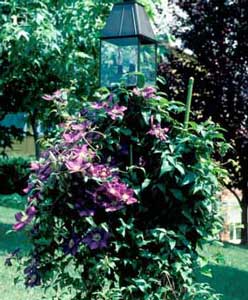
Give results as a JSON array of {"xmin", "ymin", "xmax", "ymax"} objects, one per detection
[
  {"xmin": 65, "ymin": 157, "xmax": 90, "ymax": 173},
  {"xmin": 90, "ymin": 102, "xmax": 108, "ymax": 110},
  {"xmin": 63, "ymin": 233, "xmax": 82, "ymax": 256},
  {"xmin": 24, "ymin": 258, "xmax": 41, "ymax": 288},
  {"xmin": 147, "ymin": 116, "xmax": 169, "ymax": 141},
  {"xmin": 53, "ymin": 90, "xmax": 63, "ymax": 98},
  {"xmin": 30, "ymin": 161, "xmax": 51, "ymax": 181},
  {"xmin": 23, "ymin": 183, "xmax": 34, "ymax": 194},
  {"xmin": 108, "ymin": 93, "xmax": 114, "ymax": 102},
  {"xmin": 63, "ymin": 121, "xmax": 91, "ymax": 144},
  {"xmin": 63, "ymin": 131, "xmax": 82, "ymax": 144},
  {"xmin": 95, "ymin": 179, "xmax": 138, "ymax": 212},
  {"xmin": 42, "ymin": 89, "xmax": 64, "ymax": 102},
  {"xmin": 142, "ymin": 86, "xmax": 156, "ymax": 99},
  {"xmin": 5, "ymin": 248, "xmax": 20, "ymax": 266},
  {"xmin": 107, "ymin": 105, "xmax": 127, "ymax": 120},
  {"xmin": 13, "ymin": 206, "xmax": 37, "ymax": 231},
  {"xmin": 133, "ymin": 87, "xmax": 141, "ymax": 97},
  {"xmin": 42, "ymin": 94, "xmax": 54, "ymax": 101},
  {"xmin": 71, "ymin": 121, "xmax": 91, "ymax": 131},
  {"xmin": 75, "ymin": 197, "xmax": 96, "ymax": 217},
  {"xmin": 82, "ymin": 228, "xmax": 109, "ymax": 250},
  {"xmin": 65, "ymin": 144, "xmax": 95, "ymax": 173},
  {"xmin": 38, "ymin": 162, "xmax": 52, "ymax": 181},
  {"xmin": 147, "ymin": 124, "xmax": 169, "ymax": 141},
  {"xmin": 88, "ymin": 164, "xmax": 113, "ymax": 180},
  {"xmin": 71, "ymin": 144, "xmax": 95, "ymax": 161},
  {"xmin": 30, "ymin": 162, "xmax": 40, "ymax": 171}
]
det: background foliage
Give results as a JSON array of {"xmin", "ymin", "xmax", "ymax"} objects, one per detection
[
  {"xmin": 0, "ymin": 0, "xmax": 113, "ymax": 156},
  {"xmin": 0, "ymin": 156, "xmax": 31, "ymax": 194}
]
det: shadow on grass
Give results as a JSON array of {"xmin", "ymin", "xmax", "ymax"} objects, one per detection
[
  {"xmin": 0, "ymin": 222, "xmax": 31, "ymax": 254},
  {"xmin": 197, "ymin": 264, "xmax": 248, "ymax": 300},
  {"xmin": 0, "ymin": 194, "xmax": 26, "ymax": 210}
]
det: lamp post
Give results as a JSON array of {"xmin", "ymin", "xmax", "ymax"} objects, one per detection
[{"xmin": 100, "ymin": 0, "xmax": 157, "ymax": 88}]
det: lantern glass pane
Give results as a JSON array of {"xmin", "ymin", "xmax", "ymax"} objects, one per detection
[
  {"xmin": 140, "ymin": 43, "xmax": 156, "ymax": 86},
  {"xmin": 100, "ymin": 38, "xmax": 139, "ymax": 87}
]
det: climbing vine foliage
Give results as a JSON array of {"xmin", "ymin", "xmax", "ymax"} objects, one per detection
[{"xmin": 13, "ymin": 87, "xmax": 227, "ymax": 300}]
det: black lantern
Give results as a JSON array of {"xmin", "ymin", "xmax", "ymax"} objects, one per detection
[{"xmin": 100, "ymin": 0, "xmax": 157, "ymax": 88}]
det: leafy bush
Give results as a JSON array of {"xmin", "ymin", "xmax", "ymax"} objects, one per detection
[
  {"xmin": 13, "ymin": 87, "xmax": 227, "ymax": 299},
  {"xmin": 0, "ymin": 156, "xmax": 31, "ymax": 194}
]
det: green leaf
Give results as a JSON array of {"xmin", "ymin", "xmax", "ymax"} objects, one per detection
[
  {"xmin": 17, "ymin": 30, "xmax": 29, "ymax": 41},
  {"xmin": 168, "ymin": 238, "xmax": 176, "ymax": 250},
  {"xmin": 182, "ymin": 210, "xmax": 194, "ymax": 224},
  {"xmin": 175, "ymin": 163, "xmax": 185, "ymax": 175},
  {"xmin": 160, "ymin": 158, "xmax": 174, "ymax": 176},
  {"xmin": 120, "ymin": 127, "xmax": 132, "ymax": 136},
  {"xmin": 141, "ymin": 178, "xmax": 151, "ymax": 190},
  {"xmin": 141, "ymin": 111, "xmax": 151, "ymax": 125},
  {"xmin": 170, "ymin": 188, "xmax": 185, "ymax": 201},
  {"xmin": 201, "ymin": 266, "xmax": 213, "ymax": 278},
  {"xmin": 75, "ymin": 51, "xmax": 92, "ymax": 59},
  {"xmin": 133, "ymin": 279, "xmax": 150, "ymax": 292},
  {"xmin": 181, "ymin": 172, "xmax": 196, "ymax": 186}
]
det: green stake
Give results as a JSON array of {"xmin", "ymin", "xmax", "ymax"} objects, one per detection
[{"xmin": 184, "ymin": 77, "xmax": 194, "ymax": 129}]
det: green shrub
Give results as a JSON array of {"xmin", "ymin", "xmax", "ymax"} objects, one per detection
[
  {"xmin": 0, "ymin": 156, "xmax": 31, "ymax": 194},
  {"xmin": 13, "ymin": 87, "xmax": 228, "ymax": 299}
]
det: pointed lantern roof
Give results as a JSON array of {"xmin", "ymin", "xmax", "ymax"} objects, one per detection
[{"xmin": 101, "ymin": 0, "xmax": 156, "ymax": 43}]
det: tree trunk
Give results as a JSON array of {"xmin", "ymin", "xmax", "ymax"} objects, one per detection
[
  {"xmin": 29, "ymin": 111, "xmax": 40, "ymax": 160},
  {"xmin": 241, "ymin": 188, "xmax": 248, "ymax": 244}
]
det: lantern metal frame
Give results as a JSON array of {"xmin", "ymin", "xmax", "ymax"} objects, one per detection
[{"xmin": 99, "ymin": 0, "xmax": 158, "ymax": 88}]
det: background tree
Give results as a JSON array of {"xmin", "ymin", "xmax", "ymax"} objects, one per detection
[
  {"xmin": 0, "ymin": 0, "xmax": 115, "ymax": 157},
  {"xmin": 159, "ymin": 0, "xmax": 248, "ymax": 243}
]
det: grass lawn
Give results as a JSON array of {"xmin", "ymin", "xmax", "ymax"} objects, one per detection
[
  {"xmin": 0, "ymin": 194, "xmax": 248, "ymax": 300},
  {"xmin": 0, "ymin": 194, "xmax": 42, "ymax": 300},
  {"xmin": 196, "ymin": 243, "xmax": 248, "ymax": 300}
]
